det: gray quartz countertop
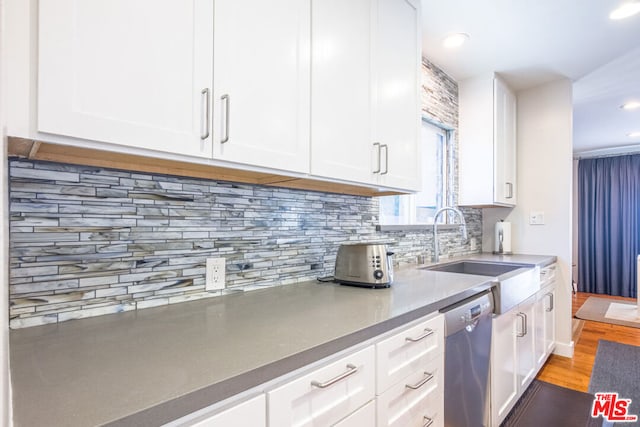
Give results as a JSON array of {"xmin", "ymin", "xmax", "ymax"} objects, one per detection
[{"xmin": 9, "ymin": 253, "xmax": 555, "ymax": 427}]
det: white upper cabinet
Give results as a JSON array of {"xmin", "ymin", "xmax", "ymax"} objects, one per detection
[
  {"xmin": 311, "ymin": 0, "xmax": 421, "ymax": 190},
  {"xmin": 34, "ymin": 0, "xmax": 420, "ymax": 191},
  {"xmin": 38, "ymin": 0, "xmax": 214, "ymax": 158},
  {"xmin": 310, "ymin": 0, "xmax": 374, "ymax": 184},
  {"xmin": 373, "ymin": 0, "xmax": 421, "ymax": 191},
  {"xmin": 212, "ymin": 0, "xmax": 310, "ymax": 173},
  {"xmin": 459, "ymin": 73, "xmax": 517, "ymax": 206}
]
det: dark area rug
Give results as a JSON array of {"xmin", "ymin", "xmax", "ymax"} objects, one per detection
[
  {"xmin": 589, "ymin": 340, "xmax": 640, "ymax": 426},
  {"xmin": 501, "ymin": 380, "xmax": 602, "ymax": 427}
]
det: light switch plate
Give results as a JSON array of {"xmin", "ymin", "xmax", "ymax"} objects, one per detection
[{"xmin": 529, "ymin": 211, "xmax": 545, "ymax": 225}]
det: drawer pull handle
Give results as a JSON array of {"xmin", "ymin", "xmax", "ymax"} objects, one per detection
[
  {"xmin": 310, "ymin": 364, "xmax": 358, "ymax": 389},
  {"xmin": 406, "ymin": 328, "xmax": 434, "ymax": 342},
  {"xmin": 405, "ymin": 371, "xmax": 434, "ymax": 390},
  {"xmin": 422, "ymin": 415, "xmax": 434, "ymax": 427}
]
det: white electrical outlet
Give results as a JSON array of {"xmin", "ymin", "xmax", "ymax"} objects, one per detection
[
  {"xmin": 206, "ymin": 257, "xmax": 226, "ymax": 291},
  {"xmin": 469, "ymin": 237, "xmax": 477, "ymax": 251}
]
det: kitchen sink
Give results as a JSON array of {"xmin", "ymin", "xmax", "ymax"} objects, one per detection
[
  {"xmin": 423, "ymin": 260, "xmax": 528, "ymax": 276},
  {"xmin": 422, "ymin": 260, "xmax": 540, "ymax": 314}
]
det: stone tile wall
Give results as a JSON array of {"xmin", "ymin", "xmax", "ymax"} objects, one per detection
[
  {"xmin": 8, "ymin": 59, "xmax": 482, "ymax": 328},
  {"xmin": 8, "ymin": 160, "xmax": 481, "ymax": 328}
]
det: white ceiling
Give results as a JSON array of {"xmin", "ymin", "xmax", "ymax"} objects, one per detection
[{"xmin": 421, "ymin": 0, "xmax": 640, "ymax": 154}]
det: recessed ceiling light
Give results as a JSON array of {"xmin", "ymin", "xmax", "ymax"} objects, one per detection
[
  {"xmin": 609, "ymin": 2, "xmax": 640, "ymax": 20},
  {"xmin": 621, "ymin": 101, "xmax": 640, "ymax": 110},
  {"xmin": 628, "ymin": 132, "xmax": 640, "ymax": 138},
  {"xmin": 442, "ymin": 33, "xmax": 469, "ymax": 49}
]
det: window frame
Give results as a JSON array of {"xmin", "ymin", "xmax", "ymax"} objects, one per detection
[{"xmin": 377, "ymin": 116, "xmax": 455, "ymax": 230}]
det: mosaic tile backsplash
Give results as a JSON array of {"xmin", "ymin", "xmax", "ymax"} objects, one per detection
[{"xmin": 8, "ymin": 159, "xmax": 481, "ymax": 328}]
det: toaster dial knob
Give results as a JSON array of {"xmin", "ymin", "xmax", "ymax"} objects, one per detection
[{"xmin": 373, "ymin": 269, "xmax": 384, "ymax": 280}]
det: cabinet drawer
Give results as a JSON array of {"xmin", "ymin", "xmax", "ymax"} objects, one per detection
[
  {"xmin": 540, "ymin": 264, "xmax": 556, "ymax": 286},
  {"xmin": 334, "ymin": 400, "xmax": 375, "ymax": 427},
  {"xmin": 168, "ymin": 394, "xmax": 265, "ymax": 427},
  {"xmin": 376, "ymin": 356, "xmax": 444, "ymax": 427},
  {"xmin": 268, "ymin": 346, "xmax": 375, "ymax": 427},
  {"xmin": 376, "ymin": 313, "xmax": 444, "ymax": 393}
]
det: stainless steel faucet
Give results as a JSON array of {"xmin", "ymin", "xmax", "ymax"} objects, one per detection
[{"xmin": 432, "ymin": 207, "xmax": 468, "ymax": 263}]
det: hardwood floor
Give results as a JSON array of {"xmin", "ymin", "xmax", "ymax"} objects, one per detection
[{"xmin": 536, "ymin": 292, "xmax": 640, "ymax": 392}]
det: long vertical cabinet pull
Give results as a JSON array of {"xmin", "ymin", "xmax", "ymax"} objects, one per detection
[
  {"xmin": 506, "ymin": 182, "xmax": 514, "ymax": 199},
  {"xmin": 380, "ymin": 144, "xmax": 389, "ymax": 175},
  {"xmin": 516, "ymin": 313, "xmax": 527, "ymax": 337},
  {"xmin": 221, "ymin": 94, "xmax": 230, "ymax": 143},
  {"xmin": 200, "ymin": 88, "xmax": 210, "ymax": 140},
  {"xmin": 373, "ymin": 143, "xmax": 381, "ymax": 173},
  {"xmin": 546, "ymin": 293, "xmax": 554, "ymax": 312}
]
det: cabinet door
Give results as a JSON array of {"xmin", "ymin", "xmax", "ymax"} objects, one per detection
[
  {"xmin": 544, "ymin": 287, "xmax": 556, "ymax": 355},
  {"xmin": 534, "ymin": 290, "xmax": 547, "ymax": 368},
  {"xmin": 493, "ymin": 77, "xmax": 517, "ymax": 204},
  {"xmin": 516, "ymin": 295, "xmax": 536, "ymax": 391},
  {"xmin": 185, "ymin": 395, "xmax": 265, "ymax": 427},
  {"xmin": 310, "ymin": 0, "xmax": 374, "ymax": 185},
  {"xmin": 374, "ymin": 0, "xmax": 421, "ymax": 191},
  {"xmin": 490, "ymin": 310, "xmax": 518, "ymax": 427},
  {"xmin": 268, "ymin": 346, "xmax": 375, "ymax": 427},
  {"xmin": 38, "ymin": 0, "xmax": 213, "ymax": 158},
  {"xmin": 212, "ymin": 0, "xmax": 310, "ymax": 172}
]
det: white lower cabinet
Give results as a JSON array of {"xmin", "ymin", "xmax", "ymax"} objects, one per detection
[
  {"xmin": 490, "ymin": 294, "xmax": 536, "ymax": 427},
  {"xmin": 535, "ymin": 266, "xmax": 557, "ymax": 368},
  {"xmin": 516, "ymin": 295, "xmax": 536, "ymax": 391},
  {"xmin": 376, "ymin": 313, "xmax": 444, "ymax": 427},
  {"xmin": 376, "ymin": 314, "xmax": 444, "ymax": 393},
  {"xmin": 490, "ymin": 309, "xmax": 518, "ymax": 426},
  {"xmin": 376, "ymin": 357, "xmax": 444, "ymax": 427},
  {"xmin": 268, "ymin": 346, "xmax": 375, "ymax": 426},
  {"xmin": 490, "ymin": 264, "xmax": 558, "ymax": 426}
]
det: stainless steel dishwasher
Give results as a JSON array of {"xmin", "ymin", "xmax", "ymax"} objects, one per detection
[{"xmin": 441, "ymin": 290, "xmax": 494, "ymax": 427}]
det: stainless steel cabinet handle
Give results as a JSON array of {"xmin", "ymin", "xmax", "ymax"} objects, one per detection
[
  {"xmin": 506, "ymin": 182, "xmax": 514, "ymax": 199},
  {"xmin": 422, "ymin": 416, "xmax": 434, "ymax": 427},
  {"xmin": 373, "ymin": 143, "xmax": 381, "ymax": 174},
  {"xmin": 381, "ymin": 144, "xmax": 389, "ymax": 175},
  {"xmin": 405, "ymin": 328, "xmax": 434, "ymax": 342},
  {"xmin": 310, "ymin": 364, "xmax": 358, "ymax": 389},
  {"xmin": 546, "ymin": 292, "xmax": 554, "ymax": 312},
  {"xmin": 405, "ymin": 371, "xmax": 434, "ymax": 390},
  {"xmin": 516, "ymin": 312, "xmax": 527, "ymax": 337},
  {"xmin": 200, "ymin": 88, "xmax": 210, "ymax": 140},
  {"xmin": 221, "ymin": 94, "xmax": 230, "ymax": 143}
]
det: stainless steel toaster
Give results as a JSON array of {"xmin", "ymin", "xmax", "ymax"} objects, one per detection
[{"xmin": 334, "ymin": 243, "xmax": 394, "ymax": 288}]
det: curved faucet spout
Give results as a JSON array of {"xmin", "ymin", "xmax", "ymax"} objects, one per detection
[{"xmin": 432, "ymin": 207, "xmax": 468, "ymax": 263}]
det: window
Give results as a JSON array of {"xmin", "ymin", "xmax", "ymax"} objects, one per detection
[{"xmin": 379, "ymin": 118, "xmax": 453, "ymax": 226}]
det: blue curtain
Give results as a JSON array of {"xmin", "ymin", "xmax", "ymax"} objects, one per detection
[{"xmin": 578, "ymin": 154, "xmax": 640, "ymax": 297}]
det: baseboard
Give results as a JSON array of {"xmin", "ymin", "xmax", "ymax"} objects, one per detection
[{"xmin": 553, "ymin": 340, "xmax": 575, "ymax": 358}]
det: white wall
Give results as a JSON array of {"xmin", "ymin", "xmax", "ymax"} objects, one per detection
[
  {"xmin": 483, "ymin": 78, "xmax": 574, "ymax": 357},
  {"xmin": 1, "ymin": 0, "xmax": 13, "ymax": 423}
]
